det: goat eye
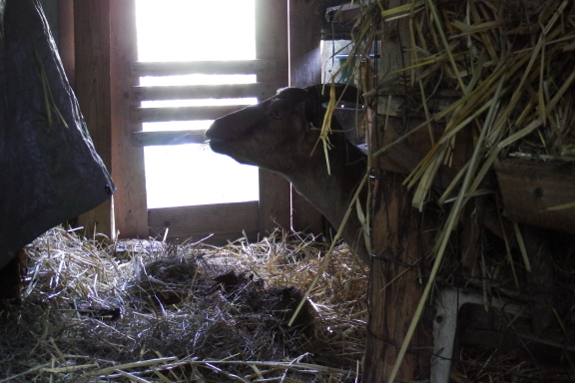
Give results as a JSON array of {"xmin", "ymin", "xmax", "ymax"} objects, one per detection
[{"xmin": 271, "ymin": 109, "xmax": 282, "ymax": 120}]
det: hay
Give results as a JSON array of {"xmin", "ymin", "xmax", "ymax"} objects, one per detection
[
  {"xmin": 327, "ymin": 0, "xmax": 575, "ymax": 381},
  {"xmin": 0, "ymin": 227, "xmax": 367, "ymax": 382}
]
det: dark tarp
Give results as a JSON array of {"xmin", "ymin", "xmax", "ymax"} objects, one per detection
[{"xmin": 0, "ymin": 0, "xmax": 115, "ymax": 269}]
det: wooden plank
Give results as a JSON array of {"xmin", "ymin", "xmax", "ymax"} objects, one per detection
[
  {"xmin": 132, "ymin": 105, "xmax": 244, "ymax": 123},
  {"xmin": 133, "ymin": 83, "xmax": 278, "ymax": 101},
  {"xmin": 366, "ymin": 174, "xmax": 433, "ymax": 382},
  {"xmin": 288, "ymin": 0, "xmax": 324, "ymax": 235},
  {"xmin": 495, "ymin": 159, "xmax": 575, "ymax": 234},
  {"xmin": 110, "ymin": 0, "xmax": 148, "ymax": 238},
  {"xmin": 256, "ymin": 0, "xmax": 291, "ymax": 234},
  {"xmin": 288, "ymin": 0, "xmax": 322, "ymax": 87},
  {"xmin": 131, "ymin": 59, "xmax": 277, "ymax": 77},
  {"xmin": 148, "ymin": 202, "xmax": 259, "ymax": 245},
  {"xmin": 132, "ymin": 130, "xmax": 206, "ymax": 146},
  {"xmin": 74, "ymin": 1, "xmax": 114, "ymax": 237},
  {"xmin": 364, "ymin": 0, "xmax": 432, "ymax": 381}
]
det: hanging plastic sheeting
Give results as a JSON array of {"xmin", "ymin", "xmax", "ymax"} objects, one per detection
[{"xmin": 0, "ymin": 0, "xmax": 115, "ymax": 269}]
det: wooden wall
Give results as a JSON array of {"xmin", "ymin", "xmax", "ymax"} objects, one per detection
[
  {"xmin": 66, "ymin": 1, "xmax": 148, "ymax": 239},
  {"xmin": 69, "ymin": 0, "xmax": 324, "ymax": 241},
  {"xmin": 73, "ymin": 1, "xmax": 115, "ymax": 237}
]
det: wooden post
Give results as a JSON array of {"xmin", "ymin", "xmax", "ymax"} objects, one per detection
[
  {"xmin": 109, "ymin": 0, "xmax": 148, "ymax": 238},
  {"xmin": 363, "ymin": 0, "xmax": 432, "ymax": 380},
  {"xmin": 288, "ymin": 0, "xmax": 324, "ymax": 234},
  {"xmin": 74, "ymin": 1, "xmax": 147, "ymax": 239},
  {"xmin": 288, "ymin": 0, "xmax": 322, "ymax": 87},
  {"xmin": 364, "ymin": 171, "xmax": 432, "ymax": 381},
  {"xmin": 256, "ymin": 0, "xmax": 291, "ymax": 234},
  {"xmin": 74, "ymin": 1, "xmax": 114, "ymax": 237}
]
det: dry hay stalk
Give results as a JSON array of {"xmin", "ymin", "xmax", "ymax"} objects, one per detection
[
  {"xmin": 0, "ymin": 226, "xmax": 367, "ymax": 382},
  {"xmin": 334, "ymin": 0, "xmax": 575, "ymax": 381}
]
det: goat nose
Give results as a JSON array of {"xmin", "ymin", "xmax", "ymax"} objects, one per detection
[
  {"xmin": 205, "ymin": 126, "xmax": 222, "ymax": 140},
  {"xmin": 207, "ymin": 137, "xmax": 224, "ymax": 144}
]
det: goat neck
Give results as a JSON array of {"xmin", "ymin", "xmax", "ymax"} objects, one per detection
[{"xmin": 284, "ymin": 132, "xmax": 369, "ymax": 263}]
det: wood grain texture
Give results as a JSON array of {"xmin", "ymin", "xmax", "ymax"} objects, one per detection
[
  {"xmin": 256, "ymin": 0, "xmax": 291, "ymax": 234},
  {"xmin": 288, "ymin": 0, "xmax": 324, "ymax": 235},
  {"xmin": 74, "ymin": 1, "xmax": 113, "ymax": 236},
  {"xmin": 496, "ymin": 159, "xmax": 575, "ymax": 234},
  {"xmin": 364, "ymin": 1, "xmax": 432, "ymax": 381},
  {"xmin": 148, "ymin": 202, "xmax": 259, "ymax": 245},
  {"xmin": 289, "ymin": 0, "xmax": 322, "ymax": 87},
  {"xmin": 110, "ymin": 0, "xmax": 148, "ymax": 238},
  {"xmin": 365, "ymin": 173, "xmax": 433, "ymax": 382}
]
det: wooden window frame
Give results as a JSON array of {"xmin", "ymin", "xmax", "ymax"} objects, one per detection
[{"xmin": 65, "ymin": 0, "xmax": 323, "ymax": 243}]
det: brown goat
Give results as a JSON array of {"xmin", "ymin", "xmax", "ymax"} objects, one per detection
[{"xmin": 206, "ymin": 84, "xmax": 370, "ymax": 264}]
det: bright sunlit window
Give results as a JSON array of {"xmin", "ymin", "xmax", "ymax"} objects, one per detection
[{"xmin": 135, "ymin": 0, "xmax": 259, "ymax": 208}]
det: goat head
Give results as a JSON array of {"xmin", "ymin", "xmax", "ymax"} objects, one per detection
[{"xmin": 205, "ymin": 84, "xmax": 362, "ymax": 175}]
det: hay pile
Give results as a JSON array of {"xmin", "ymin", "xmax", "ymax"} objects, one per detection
[
  {"xmin": 0, "ymin": 227, "xmax": 367, "ymax": 382},
  {"xmin": 385, "ymin": 0, "xmax": 575, "ymax": 207},
  {"xmin": 336, "ymin": 0, "xmax": 575, "ymax": 208},
  {"xmin": 329, "ymin": 0, "xmax": 575, "ymax": 381}
]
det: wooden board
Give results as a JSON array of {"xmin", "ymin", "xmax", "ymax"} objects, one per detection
[
  {"xmin": 288, "ymin": 0, "xmax": 324, "ymax": 235},
  {"xmin": 132, "ymin": 130, "xmax": 206, "ymax": 147},
  {"xmin": 364, "ymin": 1, "xmax": 433, "ymax": 380},
  {"xmin": 133, "ymin": 83, "xmax": 277, "ymax": 102},
  {"xmin": 255, "ymin": 0, "xmax": 291, "ymax": 234},
  {"xmin": 131, "ymin": 59, "xmax": 277, "ymax": 77},
  {"xmin": 132, "ymin": 105, "xmax": 243, "ymax": 123},
  {"xmin": 148, "ymin": 202, "xmax": 259, "ymax": 245},
  {"xmin": 110, "ymin": 0, "xmax": 148, "ymax": 238},
  {"xmin": 496, "ymin": 159, "xmax": 575, "ymax": 234},
  {"xmin": 74, "ymin": 1, "xmax": 114, "ymax": 237},
  {"xmin": 288, "ymin": 0, "xmax": 322, "ymax": 87},
  {"xmin": 366, "ymin": 173, "xmax": 434, "ymax": 382}
]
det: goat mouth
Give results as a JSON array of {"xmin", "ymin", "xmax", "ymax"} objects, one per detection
[{"xmin": 207, "ymin": 138, "xmax": 230, "ymax": 154}]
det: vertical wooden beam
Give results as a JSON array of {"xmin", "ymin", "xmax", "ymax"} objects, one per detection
[
  {"xmin": 110, "ymin": 0, "xmax": 148, "ymax": 238},
  {"xmin": 288, "ymin": 0, "xmax": 324, "ymax": 235},
  {"xmin": 288, "ymin": 0, "xmax": 322, "ymax": 87},
  {"xmin": 74, "ymin": 1, "xmax": 113, "ymax": 237},
  {"xmin": 363, "ymin": 0, "xmax": 432, "ymax": 381},
  {"xmin": 364, "ymin": 173, "xmax": 432, "ymax": 381},
  {"xmin": 255, "ymin": 0, "xmax": 291, "ymax": 234}
]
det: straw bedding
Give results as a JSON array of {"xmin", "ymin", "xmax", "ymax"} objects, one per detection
[
  {"xmin": 4, "ymin": 1, "xmax": 575, "ymax": 382},
  {"xmin": 0, "ymin": 227, "xmax": 367, "ymax": 382}
]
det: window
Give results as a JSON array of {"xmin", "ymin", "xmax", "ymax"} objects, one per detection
[{"xmin": 135, "ymin": 0, "xmax": 259, "ymax": 209}]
